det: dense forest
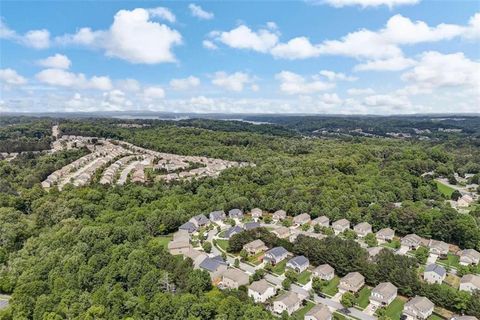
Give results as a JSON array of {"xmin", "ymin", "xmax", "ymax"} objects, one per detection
[{"xmin": 0, "ymin": 116, "xmax": 479, "ymax": 319}]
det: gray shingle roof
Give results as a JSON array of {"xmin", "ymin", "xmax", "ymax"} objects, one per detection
[
  {"xmin": 266, "ymin": 246, "xmax": 288, "ymax": 259},
  {"xmin": 228, "ymin": 208, "xmax": 244, "ymax": 219},
  {"xmin": 209, "ymin": 210, "xmax": 226, "ymax": 221},
  {"xmin": 287, "ymin": 255, "xmax": 309, "ymax": 268},
  {"xmin": 225, "ymin": 225, "xmax": 243, "ymax": 238},
  {"xmin": 244, "ymin": 222, "xmax": 261, "ymax": 230},
  {"xmin": 179, "ymin": 221, "xmax": 197, "ymax": 233},
  {"xmin": 425, "ymin": 264, "xmax": 446, "ymax": 277},
  {"xmin": 200, "ymin": 256, "xmax": 227, "ymax": 272}
]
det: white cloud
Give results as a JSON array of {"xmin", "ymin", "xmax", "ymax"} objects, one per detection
[
  {"xmin": 170, "ymin": 76, "xmax": 200, "ymax": 90},
  {"xmin": 57, "ymin": 8, "xmax": 182, "ymax": 64},
  {"xmin": 0, "ymin": 68, "xmax": 28, "ymax": 85},
  {"xmin": 464, "ymin": 13, "xmax": 480, "ymax": 39},
  {"xmin": 148, "ymin": 7, "xmax": 176, "ymax": 23},
  {"xmin": 0, "ymin": 19, "xmax": 50, "ymax": 49},
  {"xmin": 401, "ymin": 51, "xmax": 480, "ymax": 92},
  {"xmin": 102, "ymin": 90, "xmax": 133, "ymax": 110},
  {"xmin": 364, "ymin": 94, "xmax": 412, "ymax": 109},
  {"xmin": 35, "ymin": 68, "xmax": 113, "ymax": 90},
  {"xmin": 189, "ymin": 4, "xmax": 214, "ymax": 20},
  {"xmin": 354, "ymin": 56, "xmax": 416, "ymax": 71},
  {"xmin": 203, "ymin": 40, "xmax": 218, "ymax": 50},
  {"xmin": 347, "ymin": 88, "xmax": 375, "ymax": 95},
  {"xmin": 276, "ymin": 71, "xmax": 335, "ymax": 95},
  {"xmin": 37, "ymin": 54, "xmax": 71, "ymax": 69},
  {"xmin": 143, "ymin": 86, "xmax": 165, "ymax": 100},
  {"xmin": 319, "ymin": 70, "xmax": 357, "ymax": 81},
  {"xmin": 321, "ymin": 0, "xmax": 420, "ymax": 7},
  {"xmin": 116, "ymin": 78, "xmax": 141, "ymax": 92},
  {"xmin": 320, "ymin": 93, "xmax": 342, "ymax": 105},
  {"xmin": 271, "ymin": 37, "xmax": 321, "ymax": 59},
  {"xmin": 211, "ymin": 72, "xmax": 255, "ymax": 92},
  {"xmin": 210, "ymin": 25, "xmax": 279, "ymax": 53}
]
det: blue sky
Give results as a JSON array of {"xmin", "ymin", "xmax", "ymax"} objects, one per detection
[{"xmin": 0, "ymin": 0, "xmax": 479, "ymax": 114}]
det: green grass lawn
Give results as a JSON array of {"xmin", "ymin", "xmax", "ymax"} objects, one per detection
[
  {"xmin": 297, "ymin": 270, "xmax": 312, "ymax": 285},
  {"xmin": 292, "ymin": 301, "xmax": 315, "ymax": 320},
  {"xmin": 157, "ymin": 235, "xmax": 172, "ymax": 248},
  {"xmin": 333, "ymin": 312, "xmax": 347, "ymax": 320},
  {"xmin": 437, "ymin": 253, "xmax": 460, "ymax": 269},
  {"xmin": 272, "ymin": 260, "xmax": 287, "ymax": 275},
  {"xmin": 381, "ymin": 297, "xmax": 406, "ymax": 320},
  {"xmin": 216, "ymin": 239, "xmax": 229, "ymax": 252},
  {"xmin": 322, "ymin": 276, "xmax": 340, "ymax": 297},
  {"xmin": 218, "ymin": 230, "xmax": 226, "ymax": 238},
  {"xmin": 247, "ymin": 252, "xmax": 264, "ymax": 265},
  {"xmin": 435, "ymin": 180, "xmax": 455, "ymax": 198},
  {"xmin": 428, "ymin": 313, "xmax": 445, "ymax": 320},
  {"xmin": 355, "ymin": 286, "xmax": 372, "ymax": 309}
]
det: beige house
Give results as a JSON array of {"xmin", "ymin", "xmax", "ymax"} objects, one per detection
[
  {"xmin": 370, "ymin": 282, "xmax": 397, "ymax": 307},
  {"xmin": 183, "ymin": 249, "xmax": 208, "ymax": 268},
  {"xmin": 458, "ymin": 249, "xmax": 480, "ymax": 266},
  {"xmin": 428, "ymin": 239, "xmax": 449, "ymax": 257},
  {"xmin": 312, "ymin": 216, "xmax": 330, "ymax": 228},
  {"xmin": 273, "ymin": 226, "xmax": 291, "ymax": 239},
  {"xmin": 251, "ymin": 208, "xmax": 263, "ymax": 221},
  {"xmin": 457, "ymin": 194, "xmax": 474, "ymax": 207},
  {"xmin": 459, "ymin": 274, "xmax": 480, "ymax": 293},
  {"xmin": 243, "ymin": 239, "xmax": 268, "ymax": 255},
  {"xmin": 401, "ymin": 234, "xmax": 423, "ymax": 250},
  {"xmin": 354, "ymin": 222, "xmax": 372, "ymax": 238},
  {"xmin": 403, "ymin": 296, "xmax": 434, "ymax": 320},
  {"xmin": 305, "ymin": 304, "xmax": 332, "ymax": 320},
  {"xmin": 248, "ymin": 279, "xmax": 276, "ymax": 303},
  {"xmin": 312, "ymin": 264, "xmax": 335, "ymax": 281},
  {"xmin": 222, "ymin": 268, "xmax": 250, "ymax": 289},
  {"xmin": 339, "ymin": 272, "xmax": 365, "ymax": 293},
  {"xmin": 332, "ymin": 219, "xmax": 350, "ymax": 235},
  {"xmin": 293, "ymin": 213, "xmax": 311, "ymax": 226},
  {"xmin": 273, "ymin": 210, "xmax": 287, "ymax": 222},
  {"xmin": 273, "ymin": 291, "xmax": 303, "ymax": 315},
  {"xmin": 167, "ymin": 238, "xmax": 192, "ymax": 255},
  {"xmin": 376, "ymin": 228, "xmax": 395, "ymax": 243}
]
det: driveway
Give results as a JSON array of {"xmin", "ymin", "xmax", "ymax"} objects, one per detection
[
  {"xmin": 427, "ymin": 254, "xmax": 438, "ymax": 264},
  {"xmin": 363, "ymin": 303, "xmax": 377, "ymax": 316}
]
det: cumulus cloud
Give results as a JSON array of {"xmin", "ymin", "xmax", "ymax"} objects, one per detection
[
  {"xmin": 170, "ymin": 76, "xmax": 200, "ymax": 90},
  {"xmin": 102, "ymin": 90, "xmax": 133, "ymax": 110},
  {"xmin": 202, "ymin": 40, "xmax": 218, "ymax": 50},
  {"xmin": 363, "ymin": 94, "xmax": 411, "ymax": 109},
  {"xmin": 143, "ymin": 86, "xmax": 166, "ymax": 100},
  {"xmin": 37, "ymin": 54, "xmax": 71, "ymax": 69},
  {"xmin": 276, "ymin": 71, "xmax": 335, "ymax": 95},
  {"xmin": 320, "ymin": 0, "xmax": 420, "ymax": 7},
  {"xmin": 354, "ymin": 56, "xmax": 416, "ymax": 72},
  {"xmin": 0, "ymin": 68, "xmax": 28, "ymax": 85},
  {"xmin": 271, "ymin": 37, "xmax": 322, "ymax": 59},
  {"xmin": 189, "ymin": 4, "xmax": 214, "ymax": 20},
  {"xmin": 56, "ymin": 8, "xmax": 182, "ymax": 64},
  {"xmin": 211, "ymin": 72, "xmax": 256, "ymax": 92},
  {"xmin": 210, "ymin": 25, "xmax": 279, "ymax": 53},
  {"xmin": 0, "ymin": 19, "xmax": 50, "ymax": 49},
  {"xmin": 35, "ymin": 68, "xmax": 113, "ymax": 90},
  {"xmin": 116, "ymin": 78, "xmax": 141, "ymax": 92},
  {"xmin": 347, "ymin": 88, "xmax": 375, "ymax": 95},
  {"xmin": 148, "ymin": 7, "xmax": 176, "ymax": 23},
  {"xmin": 319, "ymin": 70, "xmax": 357, "ymax": 81}
]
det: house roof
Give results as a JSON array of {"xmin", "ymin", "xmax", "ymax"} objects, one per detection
[
  {"xmin": 460, "ymin": 249, "xmax": 480, "ymax": 260},
  {"xmin": 288, "ymin": 255, "xmax": 309, "ymax": 268},
  {"xmin": 273, "ymin": 226, "xmax": 290, "ymax": 237},
  {"xmin": 333, "ymin": 218, "xmax": 350, "ymax": 228},
  {"xmin": 425, "ymin": 264, "xmax": 446, "ymax": 277},
  {"xmin": 244, "ymin": 221, "xmax": 261, "ymax": 230},
  {"xmin": 354, "ymin": 222, "xmax": 372, "ymax": 232},
  {"xmin": 461, "ymin": 274, "xmax": 480, "ymax": 287},
  {"xmin": 223, "ymin": 268, "xmax": 249, "ymax": 284},
  {"xmin": 367, "ymin": 247, "xmax": 383, "ymax": 257},
  {"xmin": 266, "ymin": 246, "xmax": 288, "ymax": 258},
  {"xmin": 192, "ymin": 214, "xmax": 209, "ymax": 225},
  {"xmin": 179, "ymin": 221, "xmax": 197, "ymax": 233},
  {"xmin": 312, "ymin": 216, "xmax": 329, "ymax": 225},
  {"xmin": 251, "ymin": 208, "xmax": 263, "ymax": 216},
  {"xmin": 244, "ymin": 239, "xmax": 266, "ymax": 250},
  {"xmin": 306, "ymin": 304, "xmax": 332, "ymax": 320},
  {"xmin": 313, "ymin": 264, "xmax": 334, "ymax": 275},
  {"xmin": 249, "ymin": 279, "xmax": 274, "ymax": 295},
  {"xmin": 273, "ymin": 210, "xmax": 286, "ymax": 218},
  {"xmin": 428, "ymin": 239, "xmax": 449, "ymax": 253},
  {"xmin": 452, "ymin": 316, "xmax": 478, "ymax": 320},
  {"xmin": 372, "ymin": 282, "xmax": 397, "ymax": 299},
  {"xmin": 225, "ymin": 225, "xmax": 244, "ymax": 238},
  {"xmin": 405, "ymin": 296, "xmax": 434, "ymax": 313},
  {"xmin": 293, "ymin": 213, "xmax": 311, "ymax": 223},
  {"xmin": 341, "ymin": 272, "xmax": 365, "ymax": 287},
  {"xmin": 275, "ymin": 291, "xmax": 301, "ymax": 307},
  {"xmin": 199, "ymin": 256, "xmax": 227, "ymax": 272},
  {"xmin": 376, "ymin": 228, "xmax": 395, "ymax": 238},
  {"xmin": 168, "ymin": 239, "xmax": 190, "ymax": 250},
  {"xmin": 209, "ymin": 210, "xmax": 226, "ymax": 220},
  {"xmin": 402, "ymin": 234, "xmax": 422, "ymax": 245},
  {"xmin": 228, "ymin": 208, "xmax": 244, "ymax": 218}
]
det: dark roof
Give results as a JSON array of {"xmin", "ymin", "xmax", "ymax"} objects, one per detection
[
  {"xmin": 192, "ymin": 214, "xmax": 210, "ymax": 225},
  {"xmin": 179, "ymin": 221, "xmax": 197, "ymax": 233},
  {"xmin": 288, "ymin": 255, "xmax": 309, "ymax": 267},
  {"xmin": 266, "ymin": 246, "xmax": 288, "ymax": 258},
  {"xmin": 425, "ymin": 264, "xmax": 446, "ymax": 277},
  {"xmin": 209, "ymin": 210, "xmax": 226, "ymax": 221},
  {"xmin": 244, "ymin": 222, "xmax": 261, "ymax": 230},
  {"xmin": 200, "ymin": 256, "xmax": 227, "ymax": 272},
  {"xmin": 228, "ymin": 208, "xmax": 244, "ymax": 218},
  {"xmin": 225, "ymin": 225, "xmax": 244, "ymax": 238}
]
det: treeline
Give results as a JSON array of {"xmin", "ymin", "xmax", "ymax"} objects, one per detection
[
  {"xmin": 0, "ymin": 120, "xmax": 54, "ymax": 153},
  {"xmin": 293, "ymin": 235, "xmax": 480, "ymax": 317}
]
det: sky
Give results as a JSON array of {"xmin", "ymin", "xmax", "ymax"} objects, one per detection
[{"xmin": 0, "ymin": 0, "xmax": 479, "ymax": 114}]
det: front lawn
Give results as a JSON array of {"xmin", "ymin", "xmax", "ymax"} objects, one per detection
[
  {"xmin": 428, "ymin": 313, "xmax": 445, "ymax": 320},
  {"xmin": 216, "ymin": 239, "xmax": 229, "ymax": 252},
  {"xmin": 321, "ymin": 276, "xmax": 340, "ymax": 297},
  {"xmin": 435, "ymin": 180, "xmax": 455, "ymax": 198},
  {"xmin": 247, "ymin": 252, "xmax": 264, "ymax": 265},
  {"xmin": 381, "ymin": 297, "xmax": 406, "ymax": 320},
  {"xmin": 355, "ymin": 286, "xmax": 372, "ymax": 309},
  {"xmin": 272, "ymin": 260, "xmax": 287, "ymax": 275},
  {"xmin": 292, "ymin": 301, "xmax": 315, "ymax": 320},
  {"xmin": 297, "ymin": 270, "xmax": 312, "ymax": 285}
]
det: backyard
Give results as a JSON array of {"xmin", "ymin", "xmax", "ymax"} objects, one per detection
[{"xmin": 380, "ymin": 297, "xmax": 406, "ymax": 320}]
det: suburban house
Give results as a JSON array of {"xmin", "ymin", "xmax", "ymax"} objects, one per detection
[
  {"xmin": 428, "ymin": 239, "xmax": 449, "ymax": 257},
  {"xmin": 248, "ymin": 279, "xmax": 277, "ymax": 303},
  {"xmin": 273, "ymin": 210, "xmax": 287, "ymax": 222},
  {"xmin": 228, "ymin": 208, "xmax": 244, "ymax": 220},
  {"xmin": 167, "ymin": 237, "xmax": 191, "ymax": 255},
  {"xmin": 222, "ymin": 268, "xmax": 250, "ymax": 289},
  {"xmin": 339, "ymin": 272, "xmax": 365, "ymax": 293},
  {"xmin": 224, "ymin": 225, "xmax": 244, "ymax": 239},
  {"xmin": 459, "ymin": 274, "xmax": 480, "ymax": 293},
  {"xmin": 312, "ymin": 216, "xmax": 330, "ymax": 228},
  {"xmin": 293, "ymin": 213, "xmax": 311, "ymax": 226},
  {"xmin": 244, "ymin": 221, "xmax": 261, "ymax": 231},
  {"xmin": 286, "ymin": 255, "xmax": 310, "ymax": 273},
  {"xmin": 264, "ymin": 247, "xmax": 289, "ymax": 265},
  {"xmin": 401, "ymin": 234, "xmax": 423, "ymax": 250},
  {"xmin": 367, "ymin": 246, "xmax": 384, "ymax": 259},
  {"xmin": 332, "ymin": 218, "xmax": 350, "ymax": 235},
  {"xmin": 312, "ymin": 264, "xmax": 335, "ymax": 281},
  {"xmin": 354, "ymin": 222, "xmax": 372, "ymax": 238},
  {"xmin": 209, "ymin": 210, "xmax": 226, "ymax": 222},
  {"xmin": 199, "ymin": 256, "xmax": 228, "ymax": 280},
  {"xmin": 289, "ymin": 229, "xmax": 301, "ymax": 242},
  {"xmin": 272, "ymin": 226, "xmax": 290, "ymax": 239},
  {"xmin": 403, "ymin": 296, "xmax": 434, "ymax": 320},
  {"xmin": 178, "ymin": 221, "xmax": 198, "ymax": 234},
  {"xmin": 458, "ymin": 249, "xmax": 480, "ymax": 266},
  {"xmin": 243, "ymin": 239, "xmax": 268, "ymax": 255},
  {"xmin": 251, "ymin": 208, "xmax": 263, "ymax": 221},
  {"xmin": 183, "ymin": 249, "xmax": 208, "ymax": 268},
  {"xmin": 457, "ymin": 194, "xmax": 474, "ymax": 207},
  {"xmin": 423, "ymin": 264, "xmax": 446, "ymax": 284},
  {"xmin": 305, "ymin": 304, "xmax": 332, "ymax": 320},
  {"xmin": 376, "ymin": 228, "xmax": 395, "ymax": 243},
  {"xmin": 273, "ymin": 291, "xmax": 303, "ymax": 315},
  {"xmin": 189, "ymin": 214, "xmax": 210, "ymax": 228},
  {"xmin": 370, "ymin": 282, "xmax": 398, "ymax": 307}
]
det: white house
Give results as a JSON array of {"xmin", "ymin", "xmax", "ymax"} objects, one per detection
[
  {"xmin": 376, "ymin": 228, "xmax": 395, "ymax": 243},
  {"xmin": 354, "ymin": 222, "xmax": 372, "ymax": 238},
  {"xmin": 423, "ymin": 264, "xmax": 446, "ymax": 284},
  {"xmin": 312, "ymin": 264, "xmax": 335, "ymax": 281},
  {"xmin": 248, "ymin": 279, "xmax": 276, "ymax": 303},
  {"xmin": 332, "ymin": 219, "xmax": 350, "ymax": 235},
  {"xmin": 273, "ymin": 291, "xmax": 303, "ymax": 315},
  {"xmin": 458, "ymin": 249, "xmax": 480, "ymax": 266},
  {"xmin": 305, "ymin": 304, "xmax": 332, "ymax": 320},
  {"xmin": 370, "ymin": 282, "xmax": 398, "ymax": 307},
  {"xmin": 403, "ymin": 296, "xmax": 434, "ymax": 320},
  {"xmin": 459, "ymin": 274, "xmax": 480, "ymax": 293},
  {"xmin": 286, "ymin": 255, "xmax": 310, "ymax": 273}
]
